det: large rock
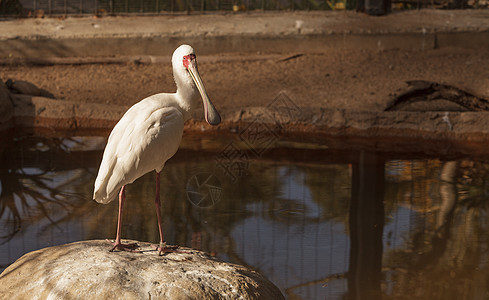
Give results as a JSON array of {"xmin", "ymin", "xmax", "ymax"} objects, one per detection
[{"xmin": 0, "ymin": 240, "xmax": 284, "ymax": 300}]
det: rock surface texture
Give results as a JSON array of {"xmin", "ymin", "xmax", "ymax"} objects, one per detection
[{"xmin": 0, "ymin": 240, "xmax": 284, "ymax": 300}]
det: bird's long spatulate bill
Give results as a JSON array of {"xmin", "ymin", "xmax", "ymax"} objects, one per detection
[{"xmin": 187, "ymin": 64, "xmax": 221, "ymax": 126}]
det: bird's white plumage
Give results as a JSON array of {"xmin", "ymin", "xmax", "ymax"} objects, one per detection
[
  {"xmin": 93, "ymin": 96, "xmax": 184, "ymax": 203},
  {"xmin": 93, "ymin": 44, "xmax": 219, "ymax": 205}
]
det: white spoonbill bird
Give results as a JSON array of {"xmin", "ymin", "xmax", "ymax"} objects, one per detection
[{"xmin": 93, "ymin": 44, "xmax": 221, "ymax": 254}]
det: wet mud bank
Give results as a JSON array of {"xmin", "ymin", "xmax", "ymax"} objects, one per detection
[{"xmin": 2, "ymin": 91, "xmax": 489, "ymax": 158}]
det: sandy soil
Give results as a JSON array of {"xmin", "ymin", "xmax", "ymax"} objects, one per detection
[{"xmin": 1, "ymin": 46, "xmax": 489, "ymax": 113}]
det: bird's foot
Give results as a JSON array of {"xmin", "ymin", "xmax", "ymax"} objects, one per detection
[
  {"xmin": 152, "ymin": 242, "xmax": 188, "ymax": 256},
  {"xmin": 106, "ymin": 239, "xmax": 142, "ymax": 253}
]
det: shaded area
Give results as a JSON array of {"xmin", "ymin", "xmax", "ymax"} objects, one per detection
[
  {"xmin": 0, "ymin": 136, "xmax": 92, "ymax": 246},
  {"xmin": 348, "ymin": 151, "xmax": 384, "ymax": 300}
]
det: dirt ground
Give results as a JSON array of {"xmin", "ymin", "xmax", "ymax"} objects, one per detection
[{"xmin": 1, "ymin": 46, "xmax": 489, "ymax": 113}]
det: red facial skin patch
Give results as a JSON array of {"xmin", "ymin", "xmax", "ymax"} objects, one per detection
[{"xmin": 183, "ymin": 54, "xmax": 196, "ymax": 69}]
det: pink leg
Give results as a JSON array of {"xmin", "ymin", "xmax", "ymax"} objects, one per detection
[
  {"xmin": 153, "ymin": 172, "xmax": 181, "ymax": 255},
  {"xmin": 107, "ymin": 185, "xmax": 140, "ymax": 253}
]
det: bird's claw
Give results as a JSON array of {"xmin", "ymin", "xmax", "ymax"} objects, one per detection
[
  {"xmin": 151, "ymin": 242, "xmax": 188, "ymax": 256},
  {"xmin": 106, "ymin": 239, "xmax": 142, "ymax": 253}
]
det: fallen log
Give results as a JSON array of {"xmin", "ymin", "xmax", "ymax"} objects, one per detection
[{"xmin": 385, "ymin": 80, "xmax": 489, "ymax": 112}]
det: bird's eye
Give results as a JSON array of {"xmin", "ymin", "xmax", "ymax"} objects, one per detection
[
  {"xmin": 183, "ymin": 54, "xmax": 196, "ymax": 69},
  {"xmin": 183, "ymin": 56, "xmax": 190, "ymax": 68}
]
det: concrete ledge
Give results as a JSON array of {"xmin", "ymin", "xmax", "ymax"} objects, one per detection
[
  {"xmin": 1, "ymin": 10, "xmax": 489, "ymax": 58},
  {"xmin": 0, "ymin": 33, "xmax": 441, "ymax": 58},
  {"xmin": 2, "ymin": 31, "xmax": 489, "ymax": 59}
]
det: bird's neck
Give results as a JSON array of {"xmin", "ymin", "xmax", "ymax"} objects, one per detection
[
  {"xmin": 175, "ymin": 85, "xmax": 200, "ymax": 121},
  {"xmin": 173, "ymin": 67, "xmax": 201, "ymax": 120}
]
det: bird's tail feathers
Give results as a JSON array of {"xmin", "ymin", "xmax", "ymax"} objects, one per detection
[
  {"xmin": 93, "ymin": 190, "xmax": 114, "ymax": 204},
  {"xmin": 93, "ymin": 155, "xmax": 119, "ymax": 204},
  {"xmin": 93, "ymin": 173, "xmax": 119, "ymax": 204}
]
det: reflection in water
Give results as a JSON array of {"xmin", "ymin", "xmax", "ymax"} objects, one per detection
[
  {"xmin": 1, "ymin": 136, "xmax": 489, "ymax": 299},
  {"xmin": 0, "ymin": 137, "xmax": 95, "ymax": 246}
]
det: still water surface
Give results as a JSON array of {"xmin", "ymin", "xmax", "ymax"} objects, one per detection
[{"xmin": 0, "ymin": 134, "xmax": 488, "ymax": 299}]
